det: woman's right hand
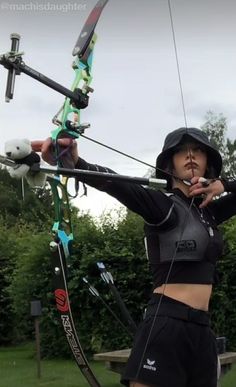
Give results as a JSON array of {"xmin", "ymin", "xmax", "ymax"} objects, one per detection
[{"xmin": 31, "ymin": 138, "xmax": 79, "ymax": 167}]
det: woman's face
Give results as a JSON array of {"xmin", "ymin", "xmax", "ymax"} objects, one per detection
[{"xmin": 172, "ymin": 141, "xmax": 208, "ymax": 181}]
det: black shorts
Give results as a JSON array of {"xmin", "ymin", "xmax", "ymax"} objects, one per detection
[{"xmin": 121, "ymin": 294, "xmax": 218, "ymax": 387}]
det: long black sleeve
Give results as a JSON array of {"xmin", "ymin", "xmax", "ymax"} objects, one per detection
[
  {"xmin": 76, "ymin": 158, "xmax": 176, "ymax": 226},
  {"xmin": 209, "ymin": 179, "xmax": 236, "ymax": 224}
]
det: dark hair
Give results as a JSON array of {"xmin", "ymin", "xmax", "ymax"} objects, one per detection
[
  {"xmin": 162, "ymin": 157, "xmax": 174, "ymax": 190},
  {"xmin": 204, "ymin": 163, "xmax": 218, "ymax": 179}
]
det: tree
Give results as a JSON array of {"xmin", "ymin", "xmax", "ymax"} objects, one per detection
[
  {"xmin": 201, "ymin": 111, "xmax": 236, "ymax": 178},
  {"xmin": 0, "ymin": 167, "xmax": 55, "ymax": 345},
  {"xmin": 201, "ymin": 111, "xmax": 236, "ymax": 349},
  {"xmin": 0, "ymin": 167, "xmax": 54, "ymax": 228},
  {"xmin": 0, "ymin": 223, "xmax": 16, "ymax": 344}
]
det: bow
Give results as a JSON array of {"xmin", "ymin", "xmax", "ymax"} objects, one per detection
[
  {"xmin": 45, "ymin": 1, "xmax": 109, "ymax": 386},
  {"xmin": 0, "ymin": 1, "xmax": 109, "ymax": 386}
]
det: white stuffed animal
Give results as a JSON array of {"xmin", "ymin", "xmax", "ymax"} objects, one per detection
[{"xmin": 4, "ymin": 138, "xmax": 47, "ymax": 188}]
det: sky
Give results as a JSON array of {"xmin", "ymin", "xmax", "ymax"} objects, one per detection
[{"xmin": 0, "ymin": 0, "xmax": 236, "ymax": 218}]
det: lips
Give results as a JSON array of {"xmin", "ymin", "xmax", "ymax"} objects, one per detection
[{"xmin": 185, "ymin": 162, "xmax": 198, "ymax": 170}]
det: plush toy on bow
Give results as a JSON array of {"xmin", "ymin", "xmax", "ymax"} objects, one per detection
[{"xmin": 4, "ymin": 138, "xmax": 47, "ymax": 187}]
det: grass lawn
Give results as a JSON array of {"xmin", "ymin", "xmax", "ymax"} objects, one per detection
[
  {"xmin": 0, "ymin": 343, "xmax": 235, "ymax": 386},
  {"xmin": 221, "ymin": 364, "xmax": 236, "ymax": 387},
  {"xmin": 0, "ymin": 343, "xmax": 120, "ymax": 387}
]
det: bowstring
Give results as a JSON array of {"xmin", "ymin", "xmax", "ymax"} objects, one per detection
[
  {"xmin": 168, "ymin": 0, "xmax": 195, "ymax": 175},
  {"xmin": 168, "ymin": 0, "xmax": 188, "ymax": 129},
  {"xmin": 80, "ymin": 133, "xmax": 191, "ymax": 184},
  {"xmin": 135, "ymin": 0, "xmax": 196, "ymax": 380}
]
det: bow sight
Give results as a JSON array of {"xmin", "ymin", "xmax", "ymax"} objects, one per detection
[{"xmin": 0, "ymin": 33, "xmax": 90, "ymax": 110}]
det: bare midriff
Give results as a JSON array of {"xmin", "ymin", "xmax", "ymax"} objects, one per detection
[{"xmin": 153, "ymin": 283, "xmax": 212, "ymax": 311}]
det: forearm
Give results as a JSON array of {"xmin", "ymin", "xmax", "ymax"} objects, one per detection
[
  {"xmin": 75, "ymin": 157, "xmax": 176, "ymax": 226},
  {"xmin": 210, "ymin": 178, "xmax": 236, "ymax": 223},
  {"xmin": 220, "ymin": 178, "xmax": 236, "ymax": 193}
]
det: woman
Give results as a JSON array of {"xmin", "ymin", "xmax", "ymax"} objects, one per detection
[{"xmin": 33, "ymin": 127, "xmax": 236, "ymax": 387}]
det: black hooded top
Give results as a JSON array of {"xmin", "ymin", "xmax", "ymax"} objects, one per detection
[{"xmin": 76, "ymin": 157, "xmax": 236, "ymax": 287}]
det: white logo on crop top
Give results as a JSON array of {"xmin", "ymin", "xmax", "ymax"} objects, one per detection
[{"xmin": 143, "ymin": 358, "xmax": 157, "ymax": 372}]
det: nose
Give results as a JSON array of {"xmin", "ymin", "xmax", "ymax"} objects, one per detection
[
  {"xmin": 6, "ymin": 152, "xmax": 12, "ymax": 157},
  {"xmin": 185, "ymin": 147, "xmax": 195, "ymax": 159}
]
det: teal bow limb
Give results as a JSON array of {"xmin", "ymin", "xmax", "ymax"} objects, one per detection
[{"xmin": 49, "ymin": 176, "xmax": 73, "ymax": 260}]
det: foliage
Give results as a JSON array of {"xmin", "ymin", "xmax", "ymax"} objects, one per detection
[
  {"xmin": 210, "ymin": 219, "xmax": 236, "ymax": 349},
  {"xmin": 2, "ymin": 202, "xmax": 148, "ymax": 357},
  {"xmin": 0, "ymin": 167, "xmax": 54, "ymax": 228},
  {"xmin": 0, "ymin": 168, "xmax": 55, "ymax": 345},
  {"xmin": 202, "ymin": 111, "xmax": 236, "ymax": 350},
  {"xmin": 201, "ymin": 111, "xmax": 236, "ymax": 178},
  {"xmin": 39, "ymin": 209, "xmax": 150, "ymax": 357},
  {"xmin": 0, "ymin": 222, "xmax": 16, "ymax": 344},
  {"xmin": 69, "ymin": 209, "xmax": 151, "ymax": 354},
  {"xmin": 8, "ymin": 228, "xmax": 52, "ymax": 343}
]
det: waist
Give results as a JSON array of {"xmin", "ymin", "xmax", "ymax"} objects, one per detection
[
  {"xmin": 146, "ymin": 293, "xmax": 210, "ymax": 326},
  {"xmin": 154, "ymin": 283, "xmax": 212, "ymax": 311},
  {"xmin": 151, "ymin": 261, "xmax": 216, "ymax": 290}
]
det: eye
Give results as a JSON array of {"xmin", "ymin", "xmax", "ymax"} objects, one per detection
[
  {"xmin": 174, "ymin": 145, "xmax": 185, "ymax": 153},
  {"xmin": 195, "ymin": 146, "xmax": 206, "ymax": 153},
  {"xmin": 16, "ymin": 146, "xmax": 20, "ymax": 150}
]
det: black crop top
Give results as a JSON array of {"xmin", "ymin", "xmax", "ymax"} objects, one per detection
[
  {"xmin": 144, "ymin": 191, "xmax": 224, "ymax": 286},
  {"xmin": 76, "ymin": 158, "xmax": 236, "ymax": 286}
]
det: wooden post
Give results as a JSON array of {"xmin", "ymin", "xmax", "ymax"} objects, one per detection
[
  {"xmin": 30, "ymin": 300, "xmax": 42, "ymax": 379},
  {"xmin": 35, "ymin": 317, "xmax": 41, "ymax": 378}
]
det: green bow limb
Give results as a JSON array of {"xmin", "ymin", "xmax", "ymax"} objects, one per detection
[{"xmin": 50, "ymin": 36, "xmax": 96, "ymax": 144}]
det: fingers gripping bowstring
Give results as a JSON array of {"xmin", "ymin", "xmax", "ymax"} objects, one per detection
[{"xmin": 135, "ymin": 0, "xmax": 195, "ymax": 380}]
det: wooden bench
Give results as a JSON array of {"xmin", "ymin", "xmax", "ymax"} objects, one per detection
[{"xmin": 94, "ymin": 349, "xmax": 236, "ymax": 377}]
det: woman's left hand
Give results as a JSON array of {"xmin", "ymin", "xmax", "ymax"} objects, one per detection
[{"xmin": 189, "ymin": 176, "xmax": 225, "ymax": 208}]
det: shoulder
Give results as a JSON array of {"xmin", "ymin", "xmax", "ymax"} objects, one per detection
[{"xmin": 144, "ymin": 191, "xmax": 176, "ymax": 228}]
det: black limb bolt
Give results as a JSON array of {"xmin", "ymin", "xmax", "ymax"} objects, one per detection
[
  {"xmin": 71, "ymin": 88, "xmax": 89, "ymax": 109},
  {"xmin": 65, "ymin": 120, "xmax": 77, "ymax": 132}
]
